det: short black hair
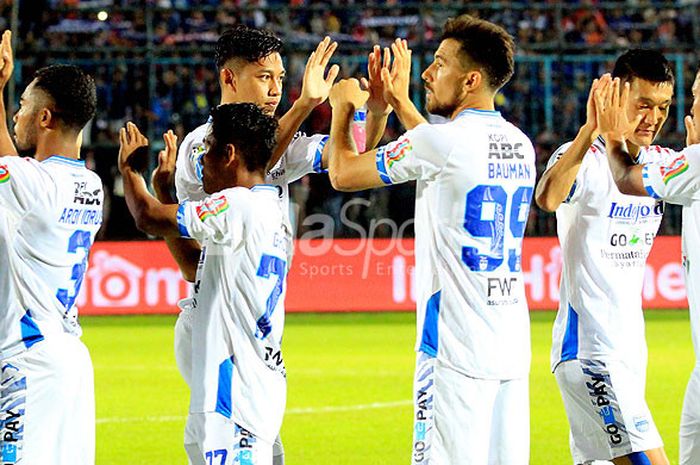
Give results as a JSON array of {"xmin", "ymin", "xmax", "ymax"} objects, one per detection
[
  {"xmin": 209, "ymin": 103, "xmax": 278, "ymax": 173},
  {"xmin": 441, "ymin": 14, "xmax": 515, "ymax": 91},
  {"xmin": 612, "ymin": 49, "xmax": 675, "ymax": 86},
  {"xmin": 33, "ymin": 64, "xmax": 96, "ymax": 132},
  {"xmin": 215, "ymin": 25, "xmax": 283, "ymax": 70}
]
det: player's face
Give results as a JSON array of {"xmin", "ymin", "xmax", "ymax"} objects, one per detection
[
  {"xmin": 201, "ymin": 133, "xmax": 235, "ymax": 195},
  {"xmin": 421, "ymin": 39, "xmax": 468, "ymax": 118},
  {"xmin": 624, "ymin": 77, "xmax": 673, "ymax": 148},
  {"xmin": 12, "ymin": 81, "xmax": 42, "ymax": 151},
  {"xmin": 231, "ymin": 53, "xmax": 285, "ymax": 117}
]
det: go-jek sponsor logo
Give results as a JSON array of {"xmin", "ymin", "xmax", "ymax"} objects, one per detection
[{"xmin": 607, "ymin": 201, "xmax": 664, "ymax": 223}]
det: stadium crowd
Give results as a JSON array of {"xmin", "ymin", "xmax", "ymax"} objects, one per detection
[{"xmin": 4, "ymin": 0, "xmax": 699, "ymax": 239}]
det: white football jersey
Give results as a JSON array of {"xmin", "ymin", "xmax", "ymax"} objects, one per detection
[
  {"xmin": 642, "ymin": 144, "xmax": 700, "ymax": 360},
  {"xmin": 175, "ymin": 119, "xmax": 328, "ymax": 213},
  {"xmin": 0, "ymin": 156, "xmax": 103, "ymax": 358},
  {"xmin": 177, "ymin": 185, "xmax": 292, "ymax": 444},
  {"xmin": 549, "ymin": 138, "xmax": 667, "ymax": 371},
  {"xmin": 375, "ymin": 108, "xmax": 536, "ymax": 380}
]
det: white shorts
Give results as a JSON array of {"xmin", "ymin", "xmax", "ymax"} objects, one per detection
[
  {"xmin": 555, "ymin": 359, "xmax": 662, "ymax": 463},
  {"xmin": 412, "ymin": 351, "xmax": 529, "ymax": 465},
  {"xmin": 680, "ymin": 363, "xmax": 700, "ymax": 465},
  {"xmin": 176, "ymin": 305, "xmax": 285, "ymax": 463},
  {"xmin": 174, "ymin": 299, "xmax": 195, "ymax": 388},
  {"xmin": 0, "ymin": 333, "xmax": 94, "ymax": 465},
  {"xmin": 184, "ymin": 412, "xmax": 272, "ymax": 465}
]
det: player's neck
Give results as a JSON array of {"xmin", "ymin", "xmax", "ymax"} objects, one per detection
[
  {"xmin": 450, "ymin": 94, "xmax": 495, "ymax": 119},
  {"xmin": 233, "ymin": 169, "xmax": 266, "ymax": 190},
  {"xmin": 626, "ymin": 140, "xmax": 642, "ymax": 159},
  {"xmin": 34, "ymin": 134, "xmax": 81, "ymax": 162}
]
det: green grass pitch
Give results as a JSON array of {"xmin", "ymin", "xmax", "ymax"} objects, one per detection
[{"xmin": 82, "ymin": 310, "xmax": 694, "ymax": 464}]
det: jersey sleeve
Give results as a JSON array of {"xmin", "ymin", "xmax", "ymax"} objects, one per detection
[
  {"xmin": 375, "ymin": 123, "xmax": 451, "ymax": 185},
  {"xmin": 545, "ymin": 141, "xmax": 591, "ymax": 205},
  {"xmin": 175, "ymin": 129, "xmax": 207, "ymax": 203},
  {"xmin": 176, "ymin": 188, "xmax": 246, "ymax": 246},
  {"xmin": 276, "ymin": 132, "xmax": 328, "ymax": 183},
  {"xmin": 641, "ymin": 145, "xmax": 700, "ymax": 206},
  {"xmin": 0, "ymin": 157, "xmax": 46, "ymax": 217}
]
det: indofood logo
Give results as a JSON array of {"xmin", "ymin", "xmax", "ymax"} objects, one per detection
[{"xmin": 607, "ymin": 202, "xmax": 664, "ymax": 222}]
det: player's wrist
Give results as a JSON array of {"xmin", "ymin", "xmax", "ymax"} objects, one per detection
[{"xmin": 579, "ymin": 123, "xmax": 598, "ymax": 143}]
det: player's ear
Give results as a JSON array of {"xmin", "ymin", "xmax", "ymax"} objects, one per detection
[
  {"xmin": 38, "ymin": 108, "xmax": 54, "ymax": 130},
  {"xmin": 463, "ymin": 70, "xmax": 482, "ymax": 93},
  {"xmin": 224, "ymin": 143, "xmax": 237, "ymax": 167},
  {"xmin": 220, "ymin": 68, "xmax": 237, "ymax": 93}
]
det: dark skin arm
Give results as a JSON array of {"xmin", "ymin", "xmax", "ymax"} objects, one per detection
[
  {"xmin": 150, "ymin": 130, "xmax": 200, "ymax": 282},
  {"xmin": 0, "ymin": 30, "xmax": 18, "ymax": 157},
  {"xmin": 118, "ymin": 122, "xmax": 181, "ymax": 237}
]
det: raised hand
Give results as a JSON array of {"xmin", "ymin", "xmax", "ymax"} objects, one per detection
[
  {"xmin": 685, "ymin": 115, "xmax": 700, "ymax": 147},
  {"xmin": 329, "ymin": 78, "xmax": 369, "ymax": 111},
  {"xmin": 299, "ymin": 36, "xmax": 340, "ymax": 107},
  {"xmin": 583, "ymin": 74, "xmax": 606, "ymax": 138},
  {"xmin": 0, "ymin": 30, "xmax": 13, "ymax": 91},
  {"xmin": 594, "ymin": 77, "xmax": 641, "ymax": 141},
  {"xmin": 118, "ymin": 122, "xmax": 149, "ymax": 174},
  {"xmin": 380, "ymin": 38, "xmax": 412, "ymax": 108},
  {"xmin": 360, "ymin": 45, "xmax": 392, "ymax": 116},
  {"xmin": 151, "ymin": 130, "xmax": 178, "ymax": 200}
]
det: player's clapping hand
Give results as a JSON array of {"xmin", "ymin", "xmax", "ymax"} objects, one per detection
[
  {"xmin": 381, "ymin": 38, "xmax": 412, "ymax": 108},
  {"xmin": 360, "ymin": 45, "xmax": 392, "ymax": 116},
  {"xmin": 593, "ymin": 76, "xmax": 641, "ymax": 142},
  {"xmin": 329, "ymin": 79, "xmax": 369, "ymax": 111},
  {"xmin": 118, "ymin": 122, "xmax": 149, "ymax": 174},
  {"xmin": 685, "ymin": 114, "xmax": 700, "ymax": 146},
  {"xmin": 151, "ymin": 130, "xmax": 178, "ymax": 200},
  {"xmin": 582, "ymin": 74, "xmax": 608, "ymax": 138},
  {"xmin": 299, "ymin": 37, "xmax": 340, "ymax": 107},
  {"xmin": 0, "ymin": 30, "xmax": 13, "ymax": 91}
]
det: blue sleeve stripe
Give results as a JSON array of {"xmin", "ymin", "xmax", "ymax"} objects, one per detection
[
  {"xmin": 313, "ymin": 136, "xmax": 329, "ymax": 174},
  {"xmin": 177, "ymin": 203, "xmax": 191, "ymax": 238},
  {"xmin": 642, "ymin": 167, "xmax": 661, "ymax": 199},
  {"xmin": 563, "ymin": 180, "xmax": 577, "ymax": 203},
  {"xmin": 375, "ymin": 147, "xmax": 393, "ymax": 185}
]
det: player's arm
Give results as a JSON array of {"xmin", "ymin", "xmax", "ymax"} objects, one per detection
[
  {"xmin": 327, "ymin": 79, "xmax": 385, "ymax": 191},
  {"xmin": 594, "ymin": 76, "xmax": 648, "ymax": 196},
  {"xmin": 118, "ymin": 122, "xmax": 181, "ymax": 237},
  {"xmin": 535, "ymin": 75, "xmax": 605, "ymax": 211},
  {"xmin": 381, "ymin": 39, "xmax": 426, "ymax": 131},
  {"xmin": 150, "ymin": 130, "xmax": 201, "ymax": 282},
  {"xmin": 268, "ymin": 37, "xmax": 339, "ymax": 170},
  {"xmin": 0, "ymin": 30, "xmax": 18, "ymax": 157}
]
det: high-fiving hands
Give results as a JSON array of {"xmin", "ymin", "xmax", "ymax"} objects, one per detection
[
  {"xmin": 593, "ymin": 74, "xmax": 641, "ymax": 142},
  {"xmin": 151, "ymin": 130, "xmax": 178, "ymax": 199},
  {"xmin": 329, "ymin": 78, "xmax": 369, "ymax": 111},
  {"xmin": 118, "ymin": 122, "xmax": 149, "ymax": 174},
  {"xmin": 0, "ymin": 30, "xmax": 13, "ymax": 91},
  {"xmin": 360, "ymin": 45, "xmax": 392, "ymax": 116},
  {"xmin": 299, "ymin": 37, "xmax": 340, "ymax": 107}
]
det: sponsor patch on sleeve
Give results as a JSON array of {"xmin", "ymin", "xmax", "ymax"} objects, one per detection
[
  {"xmin": 385, "ymin": 136, "xmax": 412, "ymax": 168},
  {"xmin": 0, "ymin": 165, "xmax": 10, "ymax": 184},
  {"xmin": 195, "ymin": 195, "xmax": 229, "ymax": 222},
  {"xmin": 660, "ymin": 154, "xmax": 689, "ymax": 184}
]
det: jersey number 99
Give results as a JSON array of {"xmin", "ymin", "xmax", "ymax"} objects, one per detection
[{"xmin": 462, "ymin": 185, "xmax": 532, "ymax": 272}]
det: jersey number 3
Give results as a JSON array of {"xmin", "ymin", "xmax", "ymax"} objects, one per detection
[
  {"xmin": 462, "ymin": 185, "xmax": 532, "ymax": 272},
  {"xmin": 56, "ymin": 230, "xmax": 92, "ymax": 312}
]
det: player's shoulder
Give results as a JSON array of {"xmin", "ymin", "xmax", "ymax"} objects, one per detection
[{"xmin": 179, "ymin": 122, "xmax": 210, "ymax": 154}]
